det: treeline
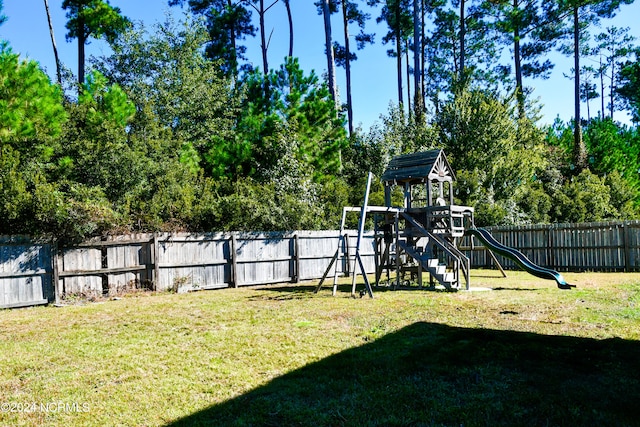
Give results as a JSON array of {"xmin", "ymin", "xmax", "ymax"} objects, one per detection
[{"xmin": 0, "ymin": 1, "xmax": 639, "ymax": 243}]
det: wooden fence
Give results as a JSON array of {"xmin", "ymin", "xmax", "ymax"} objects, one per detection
[
  {"xmin": 2, "ymin": 220, "xmax": 640, "ymax": 309},
  {"xmin": 0, "ymin": 231, "xmax": 377, "ymax": 309}
]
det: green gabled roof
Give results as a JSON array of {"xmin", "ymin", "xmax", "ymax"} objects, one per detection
[{"xmin": 381, "ymin": 149, "xmax": 456, "ymax": 184}]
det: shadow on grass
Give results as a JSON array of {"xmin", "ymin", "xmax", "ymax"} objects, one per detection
[{"xmin": 166, "ymin": 322, "xmax": 640, "ymax": 427}]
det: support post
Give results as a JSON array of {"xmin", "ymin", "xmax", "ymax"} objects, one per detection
[
  {"xmin": 623, "ymin": 222, "xmax": 630, "ymax": 273},
  {"xmin": 316, "ymin": 207, "xmax": 349, "ymax": 295},
  {"xmin": 153, "ymin": 233, "xmax": 160, "ymax": 291},
  {"xmin": 293, "ymin": 233, "xmax": 300, "ymax": 283},
  {"xmin": 230, "ymin": 234, "xmax": 239, "ymax": 288},
  {"xmin": 52, "ymin": 239, "xmax": 61, "ymax": 305},
  {"xmin": 333, "ymin": 208, "xmax": 349, "ymax": 295},
  {"xmin": 344, "ymin": 233, "xmax": 351, "ymax": 277},
  {"xmin": 395, "ymin": 212, "xmax": 401, "ymax": 289},
  {"xmin": 351, "ymin": 172, "xmax": 374, "ymax": 298},
  {"xmin": 488, "ymin": 247, "xmax": 507, "ymax": 278}
]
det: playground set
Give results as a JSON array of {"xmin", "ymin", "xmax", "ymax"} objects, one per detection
[{"xmin": 316, "ymin": 149, "xmax": 574, "ymax": 297}]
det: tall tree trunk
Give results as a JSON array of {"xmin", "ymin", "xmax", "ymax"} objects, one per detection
[
  {"xmin": 413, "ymin": 0, "xmax": 423, "ymax": 120},
  {"xmin": 341, "ymin": 0, "xmax": 353, "ymax": 135},
  {"xmin": 421, "ymin": 1, "xmax": 426, "ymax": 111},
  {"xmin": 395, "ymin": 0, "xmax": 403, "ymax": 108},
  {"xmin": 406, "ymin": 40, "xmax": 412, "ymax": 118},
  {"xmin": 44, "ymin": 0, "xmax": 62, "ymax": 87},
  {"xmin": 513, "ymin": 0, "xmax": 525, "ymax": 120},
  {"xmin": 228, "ymin": 0, "xmax": 238, "ymax": 74},
  {"xmin": 77, "ymin": 15, "xmax": 86, "ymax": 87},
  {"xmin": 599, "ymin": 55, "xmax": 605, "ymax": 119},
  {"xmin": 322, "ymin": 0, "xmax": 338, "ymax": 107},
  {"xmin": 259, "ymin": 0, "xmax": 269, "ymax": 74},
  {"xmin": 573, "ymin": 6, "xmax": 586, "ymax": 170},
  {"xmin": 284, "ymin": 0, "xmax": 293, "ymax": 58},
  {"xmin": 610, "ymin": 57, "xmax": 615, "ymax": 119},
  {"xmin": 459, "ymin": 0, "xmax": 466, "ymax": 81}
]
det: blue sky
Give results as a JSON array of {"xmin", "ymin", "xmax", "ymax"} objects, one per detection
[{"xmin": 1, "ymin": 0, "xmax": 639, "ymax": 130}]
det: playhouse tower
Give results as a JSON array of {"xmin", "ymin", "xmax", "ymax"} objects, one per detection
[{"xmin": 375, "ymin": 150, "xmax": 474, "ymax": 290}]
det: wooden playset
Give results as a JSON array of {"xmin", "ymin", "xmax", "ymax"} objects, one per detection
[{"xmin": 316, "ymin": 149, "xmax": 573, "ymax": 297}]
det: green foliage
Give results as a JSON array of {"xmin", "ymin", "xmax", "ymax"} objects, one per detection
[
  {"xmin": 3, "ymin": 0, "xmax": 640, "ymax": 238},
  {"xmin": 59, "ymin": 80, "xmax": 143, "ymax": 204},
  {"xmin": 605, "ymin": 170, "xmax": 640, "ymax": 218},
  {"xmin": 63, "ymin": 0, "xmax": 131, "ymax": 85},
  {"xmin": 0, "ymin": 145, "xmax": 29, "ymax": 225},
  {"xmin": 78, "ymin": 70, "xmax": 135, "ymax": 128},
  {"xmin": 0, "ymin": 43, "xmax": 66, "ymax": 153},
  {"xmin": 437, "ymin": 87, "xmax": 517, "ymax": 173},
  {"xmin": 541, "ymin": 118, "xmax": 640, "ymax": 222},
  {"xmin": 379, "ymin": 105, "xmax": 439, "ymax": 155},
  {"xmin": 617, "ymin": 50, "xmax": 640, "ymax": 123},
  {"xmin": 550, "ymin": 169, "xmax": 615, "ymax": 223},
  {"xmin": 0, "ymin": 44, "xmax": 68, "ymax": 235},
  {"xmin": 436, "ymin": 86, "xmax": 546, "ymax": 225},
  {"xmin": 234, "ymin": 57, "xmax": 348, "ymax": 182},
  {"xmin": 98, "ymin": 17, "xmax": 238, "ymax": 178},
  {"xmin": 167, "ymin": 0, "xmax": 256, "ymax": 76},
  {"xmin": 190, "ymin": 176, "xmax": 346, "ymax": 232},
  {"xmin": 584, "ymin": 118, "xmax": 640, "ymax": 189}
]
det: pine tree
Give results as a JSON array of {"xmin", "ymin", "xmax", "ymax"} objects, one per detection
[
  {"xmin": 594, "ymin": 26, "xmax": 635, "ymax": 119},
  {"xmin": 554, "ymin": 0, "xmax": 634, "ymax": 171},
  {"xmin": 333, "ymin": 0, "xmax": 374, "ymax": 134},
  {"xmin": 62, "ymin": 0, "xmax": 130, "ymax": 87},
  {"xmin": 486, "ymin": 0, "xmax": 563, "ymax": 119},
  {"xmin": 168, "ymin": 0, "xmax": 256, "ymax": 77}
]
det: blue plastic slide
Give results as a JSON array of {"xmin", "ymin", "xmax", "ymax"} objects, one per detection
[{"xmin": 466, "ymin": 228, "xmax": 575, "ymax": 289}]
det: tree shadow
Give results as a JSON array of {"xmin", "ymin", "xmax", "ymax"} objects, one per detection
[{"xmin": 166, "ymin": 322, "xmax": 640, "ymax": 426}]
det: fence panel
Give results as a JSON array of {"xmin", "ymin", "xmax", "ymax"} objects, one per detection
[
  {"xmin": 297, "ymin": 231, "xmax": 342, "ymax": 280},
  {"xmin": 156, "ymin": 233, "xmax": 230, "ymax": 292},
  {"xmin": 60, "ymin": 246, "xmax": 103, "ymax": 297},
  {"xmin": 0, "ymin": 237, "xmax": 51, "ymax": 309},
  {"xmin": 235, "ymin": 233, "xmax": 294, "ymax": 286},
  {"xmin": 105, "ymin": 234, "xmax": 154, "ymax": 293}
]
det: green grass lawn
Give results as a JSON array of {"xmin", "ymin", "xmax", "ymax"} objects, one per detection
[{"xmin": 1, "ymin": 270, "xmax": 639, "ymax": 426}]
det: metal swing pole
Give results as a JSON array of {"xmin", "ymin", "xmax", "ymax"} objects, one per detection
[{"xmin": 351, "ymin": 172, "xmax": 374, "ymax": 298}]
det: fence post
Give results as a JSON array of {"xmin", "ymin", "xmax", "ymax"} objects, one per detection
[
  {"xmin": 293, "ymin": 233, "xmax": 300, "ymax": 283},
  {"xmin": 547, "ymin": 224, "xmax": 555, "ymax": 270},
  {"xmin": 230, "ymin": 233, "xmax": 238, "ymax": 288},
  {"xmin": 153, "ymin": 233, "xmax": 160, "ymax": 291},
  {"xmin": 623, "ymin": 221, "xmax": 630, "ymax": 273},
  {"xmin": 52, "ymin": 239, "xmax": 61, "ymax": 305}
]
